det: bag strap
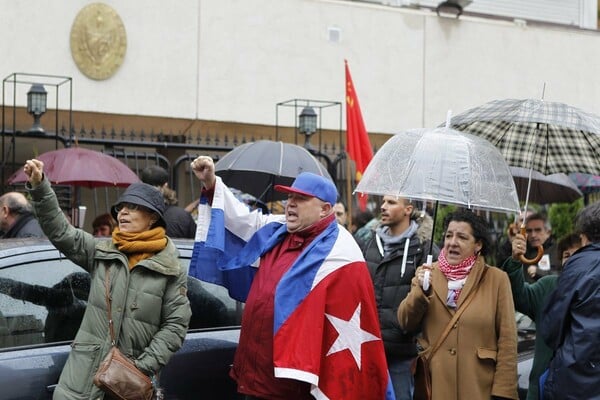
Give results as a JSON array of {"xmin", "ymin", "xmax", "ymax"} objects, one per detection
[
  {"xmin": 426, "ymin": 266, "xmax": 487, "ymax": 361},
  {"xmin": 104, "ymin": 268, "xmax": 116, "ymax": 345}
]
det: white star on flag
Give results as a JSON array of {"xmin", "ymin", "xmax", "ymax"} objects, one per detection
[{"xmin": 325, "ymin": 303, "xmax": 380, "ymax": 370}]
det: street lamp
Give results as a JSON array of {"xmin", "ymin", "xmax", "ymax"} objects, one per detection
[
  {"xmin": 27, "ymin": 83, "xmax": 47, "ymax": 133},
  {"xmin": 298, "ymin": 106, "xmax": 317, "ymax": 150}
]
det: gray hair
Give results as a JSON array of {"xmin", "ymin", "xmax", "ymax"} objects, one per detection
[{"xmin": 0, "ymin": 192, "xmax": 33, "ymax": 216}]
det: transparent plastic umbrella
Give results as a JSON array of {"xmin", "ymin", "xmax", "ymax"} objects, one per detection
[{"xmin": 354, "ymin": 126, "xmax": 520, "ymax": 214}]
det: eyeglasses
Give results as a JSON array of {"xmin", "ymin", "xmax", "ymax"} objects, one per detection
[{"xmin": 113, "ymin": 202, "xmax": 146, "ymax": 213}]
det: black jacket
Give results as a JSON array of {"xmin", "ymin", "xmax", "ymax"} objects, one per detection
[
  {"xmin": 164, "ymin": 205, "xmax": 197, "ymax": 238},
  {"xmin": 358, "ymin": 229, "xmax": 438, "ymax": 358}
]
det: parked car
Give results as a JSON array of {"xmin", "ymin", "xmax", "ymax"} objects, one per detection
[
  {"xmin": 0, "ymin": 238, "xmax": 244, "ymax": 400},
  {"xmin": 0, "ymin": 238, "xmax": 536, "ymax": 400},
  {"xmin": 516, "ymin": 315, "xmax": 537, "ymax": 400}
]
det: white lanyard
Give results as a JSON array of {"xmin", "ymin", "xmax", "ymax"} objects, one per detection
[{"xmin": 376, "ymin": 234, "xmax": 410, "ymax": 277}]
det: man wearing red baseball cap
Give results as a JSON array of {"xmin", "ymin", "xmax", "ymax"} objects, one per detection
[{"xmin": 189, "ymin": 155, "xmax": 393, "ymax": 400}]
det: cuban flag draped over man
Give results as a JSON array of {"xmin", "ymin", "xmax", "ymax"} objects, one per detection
[{"xmin": 189, "ymin": 171, "xmax": 395, "ymax": 400}]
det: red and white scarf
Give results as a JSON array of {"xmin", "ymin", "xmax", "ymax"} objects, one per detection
[{"xmin": 438, "ymin": 249, "xmax": 476, "ymax": 307}]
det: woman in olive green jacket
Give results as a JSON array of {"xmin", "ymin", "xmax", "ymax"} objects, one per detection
[{"xmin": 23, "ymin": 159, "xmax": 191, "ymax": 400}]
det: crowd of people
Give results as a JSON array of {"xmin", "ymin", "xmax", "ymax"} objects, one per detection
[{"xmin": 1, "ymin": 157, "xmax": 599, "ymax": 400}]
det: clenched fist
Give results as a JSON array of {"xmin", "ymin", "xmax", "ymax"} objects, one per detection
[
  {"xmin": 191, "ymin": 156, "xmax": 216, "ymax": 189},
  {"xmin": 23, "ymin": 159, "xmax": 44, "ymax": 187}
]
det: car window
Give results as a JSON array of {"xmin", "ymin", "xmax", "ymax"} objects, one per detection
[
  {"xmin": 0, "ymin": 258, "xmax": 87, "ymax": 348},
  {"xmin": 0, "ymin": 248, "xmax": 243, "ymax": 349}
]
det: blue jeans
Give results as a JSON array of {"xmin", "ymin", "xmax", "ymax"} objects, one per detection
[{"xmin": 388, "ymin": 357, "xmax": 415, "ymax": 400}]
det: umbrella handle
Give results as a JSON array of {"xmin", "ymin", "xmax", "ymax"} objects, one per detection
[{"xmin": 518, "ymin": 226, "xmax": 544, "ymax": 265}]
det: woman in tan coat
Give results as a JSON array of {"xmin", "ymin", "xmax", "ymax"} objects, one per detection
[{"xmin": 398, "ymin": 209, "xmax": 518, "ymax": 400}]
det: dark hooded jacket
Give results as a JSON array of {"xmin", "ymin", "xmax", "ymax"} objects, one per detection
[{"xmin": 540, "ymin": 243, "xmax": 600, "ymax": 400}]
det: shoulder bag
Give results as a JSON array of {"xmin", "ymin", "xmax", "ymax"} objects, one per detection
[{"xmin": 93, "ymin": 268, "xmax": 154, "ymax": 400}]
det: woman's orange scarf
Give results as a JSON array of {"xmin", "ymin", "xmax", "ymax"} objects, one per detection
[{"xmin": 112, "ymin": 227, "xmax": 167, "ymax": 269}]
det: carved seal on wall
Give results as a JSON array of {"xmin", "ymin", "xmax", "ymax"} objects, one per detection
[{"xmin": 70, "ymin": 3, "xmax": 127, "ymax": 80}]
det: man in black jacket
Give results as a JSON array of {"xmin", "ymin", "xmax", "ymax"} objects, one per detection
[
  {"xmin": 357, "ymin": 195, "xmax": 438, "ymax": 400},
  {"xmin": 0, "ymin": 192, "xmax": 45, "ymax": 239},
  {"xmin": 141, "ymin": 165, "xmax": 197, "ymax": 238}
]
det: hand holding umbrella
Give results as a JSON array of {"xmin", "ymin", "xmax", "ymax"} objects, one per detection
[
  {"xmin": 421, "ymin": 255, "xmax": 433, "ymax": 292},
  {"xmin": 510, "ymin": 233, "xmax": 540, "ymax": 277}
]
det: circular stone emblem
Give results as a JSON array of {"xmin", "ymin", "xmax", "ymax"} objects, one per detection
[{"xmin": 70, "ymin": 3, "xmax": 127, "ymax": 80}]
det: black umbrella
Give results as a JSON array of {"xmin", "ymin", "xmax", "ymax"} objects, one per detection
[
  {"xmin": 511, "ymin": 167, "xmax": 582, "ymax": 204},
  {"xmin": 215, "ymin": 140, "xmax": 332, "ymax": 202}
]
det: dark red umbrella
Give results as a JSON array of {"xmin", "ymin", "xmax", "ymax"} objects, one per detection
[{"xmin": 8, "ymin": 147, "xmax": 139, "ymax": 188}]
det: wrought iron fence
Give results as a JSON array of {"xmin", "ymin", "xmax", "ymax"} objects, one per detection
[{"xmin": 2, "ymin": 124, "xmax": 349, "ymax": 227}]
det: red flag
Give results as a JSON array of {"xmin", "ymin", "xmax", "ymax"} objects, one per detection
[{"xmin": 345, "ymin": 60, "xmax": 373, "ymax": 211}]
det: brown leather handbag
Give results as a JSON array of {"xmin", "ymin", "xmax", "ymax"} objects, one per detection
[
  {"xmin": 413, "ymin": 268, "xmax": 486, "ymax": 400},
  {"xmin": 413, "ymin": 353, "xmax": 432, "ymax": 400},
  {"xmin": 93, "ymin": 268, "xmax": 154, "ymax": 400}
]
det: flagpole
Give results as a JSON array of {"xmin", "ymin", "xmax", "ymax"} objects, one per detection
[{"xmin": 345, "ymin": 151, "xmax": 353, "ymax": 230}]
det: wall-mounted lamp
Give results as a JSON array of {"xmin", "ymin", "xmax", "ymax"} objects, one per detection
[
  {"xmin": 436, "ymin": 0, "xmax": 472, "ymax": 18},
  {"xmin": 27, "ymin": 83, "xmax": 47, "ymax": 133}
]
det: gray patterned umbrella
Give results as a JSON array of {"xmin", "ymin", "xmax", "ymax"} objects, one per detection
[{"xmin": 448, "ymin": 98, "xmax": 600, "ymax": 176}]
